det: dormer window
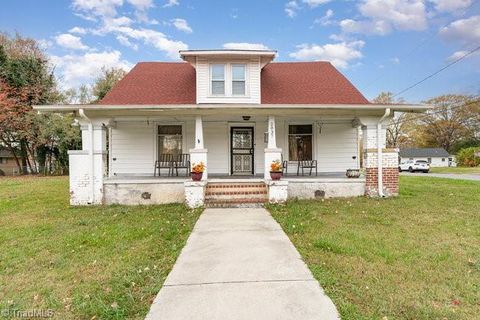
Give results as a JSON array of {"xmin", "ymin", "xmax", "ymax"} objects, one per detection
[
  {"xmin": 211, "ymin": 64, "xmax": 225, "ymax": 95},
  {"xmin": 232, "ymin": 64, "xmax": 246, "ymax": 96}
]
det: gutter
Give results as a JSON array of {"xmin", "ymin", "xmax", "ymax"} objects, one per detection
[
  {"xmin": 78, "ymin": 109, "xmax": 95, "ymax": 204},
  {"xmin": 377, "ymin": 108, "xmax": 391, "ymax": 197}
]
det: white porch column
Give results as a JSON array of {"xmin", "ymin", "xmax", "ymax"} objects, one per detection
[
  {"xmin": 69, "ymin": 118, "xmax": 107, "ymax": 205},
  {"xmin": 264, "ymin": 115, "xmax": 282, "ymax": 180},
  {"xmin": 189, "ymin": 115, "xmax": 208, "ymax": 180}
]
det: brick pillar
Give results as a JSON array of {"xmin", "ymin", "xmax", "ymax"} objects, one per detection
[{"xmin": 362, "ymin": 124, "xmax": 399, "ymax": 197}]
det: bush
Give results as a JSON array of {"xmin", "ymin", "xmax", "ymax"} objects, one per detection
[{"xmin": 456, "ymin": 147, "xmax": 480, "ymax": 167}]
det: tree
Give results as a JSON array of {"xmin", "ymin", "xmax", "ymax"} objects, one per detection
[
  {"xmin": 372, "ymin": 92, "xmax": 411, "ymax": 148},
  {"xmin": 417, "ymin": 95, "xmax": 480, "ymax": 153},
  {"xmin": 91, "ymin": 67, "xmax": 126, "ymax": 102}
]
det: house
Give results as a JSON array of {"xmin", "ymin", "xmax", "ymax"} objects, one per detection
[
  {"xmin": 35, "ymin": 49, "xmax": 428, "ymax": 207},
  {"xmin": 0, "ymin": 149, "xmax": 18, "ymax": 176},
  {"xmin": 399, "ymin": 148, "xmax": 455, "ymax": 167}
]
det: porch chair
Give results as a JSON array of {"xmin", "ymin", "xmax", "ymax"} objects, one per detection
[
  {"xmin": 281, "ymin": 154, "xmax": 289, "ymax": 176},
  {"xmin": 297, "ymin": 158, "xmax": 318, "ymax": 176},
  {"xmin": 173, "ymin": 153, "xmax": 191, "ymax": 177},
  {"xmin": 154, "ymin": 154, "xmax": 174, "ymax": 177}
]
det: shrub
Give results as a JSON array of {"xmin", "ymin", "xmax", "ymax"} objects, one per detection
[{"xmin": 456, "ymin": 147, "xmax": 480, "ymax": 167}]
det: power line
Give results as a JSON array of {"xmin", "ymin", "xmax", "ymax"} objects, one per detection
[
  {"xmin": 392, "ymin": 44, "xmax": 480, "ymax": 98},
  {"xmin": 362, "ymin": 0, "xmax": 479, "ymax": 92},
  {"xmin": 392, "ymin": 97, "xmax": 480, "ymax": 126}
]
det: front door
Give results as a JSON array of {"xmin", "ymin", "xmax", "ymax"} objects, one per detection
[{"xmin": 231, "ymin": 127, "xmax": 254, "ymax": 175}]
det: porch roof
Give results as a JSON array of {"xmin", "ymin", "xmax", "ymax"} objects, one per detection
[{"xmin": 34, "ymin": 103, "xmax": 430, "ymax": 114}]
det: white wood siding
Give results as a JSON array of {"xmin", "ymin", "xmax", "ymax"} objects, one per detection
[
  {"xmin": 196, "ymin": 57, "xmax": 261, "ymax": 104},
  {"xmin": 111, "ymin": 122, "xmax": 155, "ymax": 175},
  {"xmin": 110, "ymin": 117, "xmax": 359, "ymax": 176}
]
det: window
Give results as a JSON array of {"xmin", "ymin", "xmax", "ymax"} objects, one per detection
[
  {"xmin": 0, "ymin": 158, "xmax": 6, "ymax": 164},
  {"xmin": 442, "ymin": 158, "xmax": 445, "ymax": 162},
  {"xmin": 211, "ymin": 64, "xmax": 225, "ymax": 95},
  {"xmin": 158, "ymin": 125, "xmax": 182, "ymax": 159},
  {"xmin": 288, "ymin": 125, "xmax": 313, "ymax": 161},
  {"xmin": 232, "ymin": 64, "xmax": 246, "ymax": 95},
  {"xmin": 427, "ymin": 157, "xmax": 432, "ymax": 163}
]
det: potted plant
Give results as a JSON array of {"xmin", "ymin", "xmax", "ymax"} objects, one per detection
[
  {"xmin": 191, "ymin": 162, "xmax": 205, "ymax": 181},
  {"xmin": 346, "ymin": 168, "xmax": 361, "ymax": 178},
  {"xmin": 270, "ymin": 160, "xmax": 282, "ymax": 180}
]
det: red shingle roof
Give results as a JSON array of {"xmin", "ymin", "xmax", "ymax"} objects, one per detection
[
  {"xmin": 100, "ymin": 61, "xmax": 369, "ymax": 105},
  {"xmin": 100, "ymin": 62, "xmax": 196, "ymax": 105},
  {"xmin": 261, "ymin": 62, "xmax": 369, "ymax": 104}
]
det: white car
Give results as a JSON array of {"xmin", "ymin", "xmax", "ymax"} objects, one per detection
[{"xmin": 399, "ymin": 160, "xmax": 430, "ymax": 173}]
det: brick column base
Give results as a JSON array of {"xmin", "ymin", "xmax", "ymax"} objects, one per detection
[{"xmin": 365, "ymin": 167, "xmax": 399, "ymax": 197}]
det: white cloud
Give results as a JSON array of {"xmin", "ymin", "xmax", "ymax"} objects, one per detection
[
  {"xmin": 302, "ymin": 0, "xmax": 331, "ymax": 8},
  {"xmin": 171, "ymin": 18, "xmax": 193, "ymax": 33},
  {"xmin": 430, "ymin": 0, "xmax": 471, "ymax": 13},
  {"xmin": 390, "ymin": 57, "xmax": 400, "ymax": 64},
  {"xmin": 285, "ymin": 1, "xmax": 299, "ymax": 18},
  {"xmin": 127, "ymin": 0, "xmax": 153, "ymax": 10},
  {"xmin": 341, "ymin": 0, "xmax": 427, "ymax": 35},
  {"xmin": 72, "ymin": 0, "xmax": 123, "ymax": 17},
  {"xmin": 116, "ymin": 35, "xmax": 139, "ymax": 50},
  {"xmin": 314, "ymin": 9, "xmax": 334, "ymax": 26},
  {"xmin": 222, "ymin": 43, "xmax": 270, "ymax": 50},
  {"xmin": 289, "ymin": 40, "xmax": 365, "ymax": 69},
  {"xmin": 50, "ymin": 50, "xmax": 133, "ymax": 88},
  {"xmin": 55, "ymin": 33, "xmax": 89, "ymax": 50},
  {"xmin": 439, "ymin": 15, "xmax": 480, "ymax": 44},
  {"xmin": 163, "ymin": 0, "xmax": 179, "ymax": 8},
  {"xmin": 69, "ymin": 27, "xmax": 87, "ymax": 34},
  {"xmin": 38, "ymin": 39, "xmax": 53, "ymax": 50}
]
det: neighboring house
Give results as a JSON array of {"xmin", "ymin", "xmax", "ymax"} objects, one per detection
[
  {"xmin": 399, "ymin": 148, "xmax": 455, "ymax": 167},
  {"xmin": 0, "ymin": 149, "xmax": 18, "ymax": 176},
  {"xmin": 35, "ymin": 49, "xmax": 428, "ymax": 207}
]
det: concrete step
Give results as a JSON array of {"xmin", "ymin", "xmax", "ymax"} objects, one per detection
[{"xmin": 205, "ymin": 198, "xmax": 267, "ymax": 208}]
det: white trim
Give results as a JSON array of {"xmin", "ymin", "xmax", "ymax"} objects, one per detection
[
  {"xmin": 34, "ymin": 103, "xmax": 431, "ymax": 112},
  {"xmin": 284, "ymin": 122, "xmax": 315, "ymax": 161},
  {"xmin": 154, "ymin": 121, "xmax": 187, "ymax": 161}
]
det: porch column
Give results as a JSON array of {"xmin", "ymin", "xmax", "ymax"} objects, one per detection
[
  {"xmin": 359, "ymin": 117, "xmax": 399, "ymax": 197},
  {"xmin": 189, "ymin": 115, "xmax": 208, "ymax": 180},
  {"xmin": 264, "ymin": 115, "xmax": 282, "ymax": 180}
]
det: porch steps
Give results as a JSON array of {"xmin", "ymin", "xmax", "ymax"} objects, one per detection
[{"xmin": 205, "ymin": 182, "xmax": 268, "ymax": 208}]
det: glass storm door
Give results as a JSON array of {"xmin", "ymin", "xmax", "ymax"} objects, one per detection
[{"xmin": 231, "ymin": 127, "xmax": 254, "ymax": 175}]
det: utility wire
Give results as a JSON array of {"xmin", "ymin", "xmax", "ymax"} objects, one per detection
[{"xmin": 392, "ymin": 44, "xmax": 480, "ymax": 98}]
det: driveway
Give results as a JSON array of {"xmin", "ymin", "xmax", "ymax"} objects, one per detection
[
  {"xmin": 145, "ymin": 208, "xmax": 339, "ymax": 320},
  {"xmin": 401, "ymin": 172, "xmax": 480, "ymax": 181}
]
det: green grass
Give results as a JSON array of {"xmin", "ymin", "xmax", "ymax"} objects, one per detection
[
  {"xmin": 268, "ymin": 176, "xmax": 480, "ymax": 320},
  {"xmin": 429, "ymin": 166, "xmax": 480, "ymax": 174},
  {"xmin": 0, "ymin": 176, "xmax": 201, "ymax": 320}
]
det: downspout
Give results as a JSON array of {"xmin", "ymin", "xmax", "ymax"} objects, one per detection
[
  {"xmin": 377, "ymin": 108, "xmax": 391, "ymax": 197},
  {"xmin": 79, "ymin": 109, "xmax": 95, "ymax": 204}
]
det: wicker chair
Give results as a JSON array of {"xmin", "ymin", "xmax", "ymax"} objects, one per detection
[{"xmin": 154, "ymin": 154, "xmax": 174, "ymax": 177}]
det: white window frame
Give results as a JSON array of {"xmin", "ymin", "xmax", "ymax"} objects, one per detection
[
  {"xmin": 154, "ymin": 122, "xmax": 187, "ymax": 162},
  {"xmin": 285, "ymin": 122, "xmax": 315, "ymax": 161},
  {"xmin": 210, "ymin": 64, "xmax": 226, "ymax": 96},
  {"xmin": 209, "ymin": 62, "xmax": 248, "ymax": 97},
  {"xmin": 231, "ymin": 64, "xmax": 246, "ymax": 96}
]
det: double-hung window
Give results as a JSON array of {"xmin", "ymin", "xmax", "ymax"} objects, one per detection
[
  {"xmin": 158, "ymin": 125, "xmax": 183, "ymax": 159},
  {"xmin": 211, "ymin": 64, "xmax": 225, "ymax": 95},
  {"xmin": 232, "ymin": 64, "xmax": 246, "ymax": 95},
  {"xmin": 288, "ymin": 124, "xmax": 313, "ymax": 161}
]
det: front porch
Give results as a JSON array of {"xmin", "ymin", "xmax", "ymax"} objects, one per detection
[
  {"xmin": 63, "ymin": 106, "xmax": 402, "ymax": 206},
  {"xmin": 102, "ymin": 173, "xmax": 366, "ymax": 206}
]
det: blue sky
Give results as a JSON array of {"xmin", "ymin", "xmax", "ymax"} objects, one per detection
[{"xmin": 0, "ymin": 0, "xmax": 479, "ymax": 103}]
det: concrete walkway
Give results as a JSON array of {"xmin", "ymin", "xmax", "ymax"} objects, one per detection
[
  {"xmin": 401, "ymin": 172, "xmax": 480, "ymax": 181},
  {"xmin": 145, "ymin": 208, "xmax": 339, "ymax": 320}
]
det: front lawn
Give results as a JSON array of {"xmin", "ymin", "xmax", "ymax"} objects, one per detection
[
  {"xmin": 429, "ymin": 166, "xmax": 480, "ymax": 174},
  {"xmin": 0, "ymin": 176, "xmax": 201, "ymax": 319},
  {"xmin": 269, "ymin": 176, "xmax": 480, "ymax": 320}
]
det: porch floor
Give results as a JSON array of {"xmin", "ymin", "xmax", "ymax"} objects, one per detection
[{"xmin": 104, "ymin": 172, "xmax": 365, "ymax": 184}]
